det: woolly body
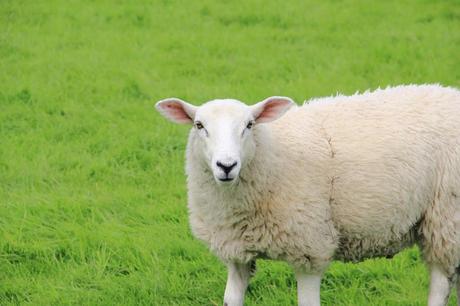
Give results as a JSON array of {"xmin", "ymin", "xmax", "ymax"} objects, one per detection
[{"xmin": 185, "ymin": 85, "xmax": 460, "ymax": 276}]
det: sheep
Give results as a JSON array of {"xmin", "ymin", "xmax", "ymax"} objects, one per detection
[{"xmin": 155, "ymin": 84, "xmax": 460, "ymax": 306}]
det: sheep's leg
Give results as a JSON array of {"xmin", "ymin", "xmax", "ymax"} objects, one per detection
[
  {"xmin": 428, "ymin": 264, "xmax": 453, "ymax": 306},
  {"xmin": 223, "ymin": 261, "xmax": 253, "ymax": 306},
  {"xmin": 295, "ymin": 271, "xmax": 322, "ymax": 306}
]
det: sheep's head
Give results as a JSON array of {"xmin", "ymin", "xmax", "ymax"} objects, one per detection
[{"xmin": 155, "ymin": 97, "xmax": 294, "ymax": 185}]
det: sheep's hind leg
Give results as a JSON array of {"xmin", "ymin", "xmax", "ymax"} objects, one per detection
[
  {"xmin": 295, "ymin": 271, "xmax": 322, "ymax": 306},
  {"xmin": 428, "ymin": 264, "xmax": 454, "ymax": 306},
  {"xmin": 223, "ymin": 261, "xmax": 254, "ymax": 306}
]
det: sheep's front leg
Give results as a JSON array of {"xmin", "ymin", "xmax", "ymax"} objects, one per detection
[
  {"xmin": 428, "ymin": 264, "xmax": 453, "ymax": 306},
  {"xmin": 223, "ymin": 261, "xmax": 253, "ymax": 306},
  {"xmin": 295, "ymin": 271, "xmax": 322, "ymax": 306}
]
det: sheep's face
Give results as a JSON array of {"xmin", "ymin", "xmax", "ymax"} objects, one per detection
[{"xmin": 156, "ymin": 97, "xmax": 294, "ymax": 185}]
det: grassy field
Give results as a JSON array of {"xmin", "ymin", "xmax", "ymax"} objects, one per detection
[{"xmin": 1, "ymin": 0, "xmax": 459, "ymax": 305}]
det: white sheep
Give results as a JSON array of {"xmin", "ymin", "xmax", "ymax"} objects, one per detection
[{"xmin": 155, "ymin": 84, "xmax": 460, "ymax": 306}]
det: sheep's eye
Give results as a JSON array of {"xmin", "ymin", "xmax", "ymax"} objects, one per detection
[
  {"xmin": 195, "ymin": 121, "xmax": 204, "ymax": 130},
  {"xmin": 246, "ymin": 121, "xmax": 254, "ymax": 129}
]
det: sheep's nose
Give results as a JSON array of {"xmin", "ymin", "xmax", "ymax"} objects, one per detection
[{"xmin": 216, "ymin": 161, "xmax": 237, "ymax": 174}]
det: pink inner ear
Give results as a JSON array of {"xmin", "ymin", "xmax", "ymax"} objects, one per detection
[
  {"xmin": 260, "ymin": 102, "xmax": 282, "ymax": 118},
  {"xmin": 159, "ymin": 101, "xmax": 192, "ymax": 123},
  {"xmin": 257, "ymin": 99, "xmax": 291, "ymax": 122}
]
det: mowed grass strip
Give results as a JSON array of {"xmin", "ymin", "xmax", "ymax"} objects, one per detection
[{"xmin": 1, "ymin": 0, "xmax": 459, "ymax": 305}]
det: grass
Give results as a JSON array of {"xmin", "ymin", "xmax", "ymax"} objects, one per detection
[{"xmin": 0, "ymin": 0, "xmax": 459, "ymax": 305}]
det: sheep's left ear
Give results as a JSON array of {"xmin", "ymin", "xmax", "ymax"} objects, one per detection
[
  {"xmin": 155, "ymin": 98, "xmax": 197, "ymax": 124},
  {"xmin": 251, "ymin": 96, "xmax": 295, "ymax": 123}
]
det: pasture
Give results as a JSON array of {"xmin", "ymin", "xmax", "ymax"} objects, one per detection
[{"xmin": 1, "ymin": 0, "xmax": 459, "ymax": 305}]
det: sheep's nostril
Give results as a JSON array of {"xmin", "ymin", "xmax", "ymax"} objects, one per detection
[{"xmin": 216, "ymin": 161, "xmax": 237, "ymax": 174}]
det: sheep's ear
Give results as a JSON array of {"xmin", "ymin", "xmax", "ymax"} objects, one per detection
[
  {"xmin": 251, "ymin": 96, "xmax": 295, "ymax": 123},
  {"xmin": 155, "ymin": 98, "xmax": 197, "ymax": 124}
]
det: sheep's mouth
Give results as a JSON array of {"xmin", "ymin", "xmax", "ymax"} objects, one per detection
[{"xmin": 218, "ymin": 177, "xmax": 234, "ymax": 182}]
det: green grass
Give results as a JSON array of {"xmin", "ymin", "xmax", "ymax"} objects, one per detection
[{"xmin": 1, "ymin": 0, "xmax": 459, "ymax": 305}]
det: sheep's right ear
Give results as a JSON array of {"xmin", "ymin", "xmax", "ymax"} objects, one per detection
[{"xmin": 155, "ymin": 98, "xmax": 197, "ymax": 124}]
